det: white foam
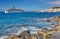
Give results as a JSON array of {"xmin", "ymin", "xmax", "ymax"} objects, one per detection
[
  {"xmin": 16, "ymin": 26, "xmax": 40, "ymax": 35},
  {"xmin": 0, "ymin": 36, "xmax": 8, "ymax": 39},
  {"xmin": 0, "ymin": 26, "xmax": 41, "ymax": 39},
  {"xmin": 27, "ymin": 27, "xmax": 40, "ymax": 34},
  {"xmin": 16, "ymin": 27, "xmax": 28, "ymax": 35}
]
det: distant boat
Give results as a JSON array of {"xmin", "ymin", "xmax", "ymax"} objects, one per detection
[
  {"xmin": 5, "ymin": 10, "xmax": 8, "ymax": 13},
  {"xmin": 5, "ymin": 7, "xmax": 24, "ymax": 13}
]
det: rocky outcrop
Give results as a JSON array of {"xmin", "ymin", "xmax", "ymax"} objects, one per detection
[
  {"xmin": 4, "ymin": 30, "xmax": 39, "ymax": 39},
  {"xmin": 4, "ymin": 30, "xmax": 30, "ymax": 39},
  {"xmin": 4, "ymin": 29, "xmax": 60, "ymax": 39}
]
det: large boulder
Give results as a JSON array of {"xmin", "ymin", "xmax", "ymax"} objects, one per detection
[{"xmin": 50, "ymin": 32, "xmax": 60, "ymax": 39}]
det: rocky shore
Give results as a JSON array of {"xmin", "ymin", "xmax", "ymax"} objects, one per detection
[
  {"xmin": 3, "ymin": 30, "xmax": 60, "ymax": 39},
  {"xmin": 1, "ymin": 16, "xmax": 60, "ymax": 39},
  {"xmin": 4, "ymin": 30, "xmax": 39, "ymax": 39}
]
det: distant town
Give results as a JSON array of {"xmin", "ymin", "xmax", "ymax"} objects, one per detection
[{"xmin": 40, "ymin": 7, "xmax": 60, "ymax": 12}]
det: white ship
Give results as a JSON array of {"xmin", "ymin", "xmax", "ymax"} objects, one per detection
[{"xmin": 5, "ymin": 7, "xmax": 24, "ymax": 13}]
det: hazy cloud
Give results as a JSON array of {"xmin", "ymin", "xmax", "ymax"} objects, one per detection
[{"xmin": 47, "ymin": 0, "xmax": 60, "ymax": 5}]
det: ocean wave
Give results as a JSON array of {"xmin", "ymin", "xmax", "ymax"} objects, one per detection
[
  {"xmin": 0, "ymin": 17, "xmax": 56, "ymax": 38},
  {"xmin": 13, "ymin": 26, "xmax": 40, "ymax": 35},
  {"xmin": 0, "ymin": 26, "xmax": 40, "ymax": 39}
]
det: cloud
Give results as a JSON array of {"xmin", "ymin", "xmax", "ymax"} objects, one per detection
[{"xmin": 47, "ymin": 0, "xmax": 60, "ymax": 5}]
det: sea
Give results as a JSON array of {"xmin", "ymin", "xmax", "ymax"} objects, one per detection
[{"xmin": 0, "ymin": 12, "xmax": 60, "ymax": 39}]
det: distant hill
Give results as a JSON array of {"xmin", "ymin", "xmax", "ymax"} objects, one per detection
[{"xmin": 5, "ymin": 7, "xmax": 24, "ymax": 13}]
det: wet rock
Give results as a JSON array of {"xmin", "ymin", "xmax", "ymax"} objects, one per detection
[
  {"xmin": 5, "ymin": 30, "xmax": 30, "ymax": 39},
  {"xmin": 30, "ymin": 34, "xmax": 38, "ymax": 39}
]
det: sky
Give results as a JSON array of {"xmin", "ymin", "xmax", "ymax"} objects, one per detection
[{"xmin": 0, "ymin": 0, "xmax": 60, "ymax": 10}]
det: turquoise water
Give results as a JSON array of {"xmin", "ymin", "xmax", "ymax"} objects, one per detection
[{"xmin": 0, "ymin": 12, "xmax": 60, "ymax": 37}]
